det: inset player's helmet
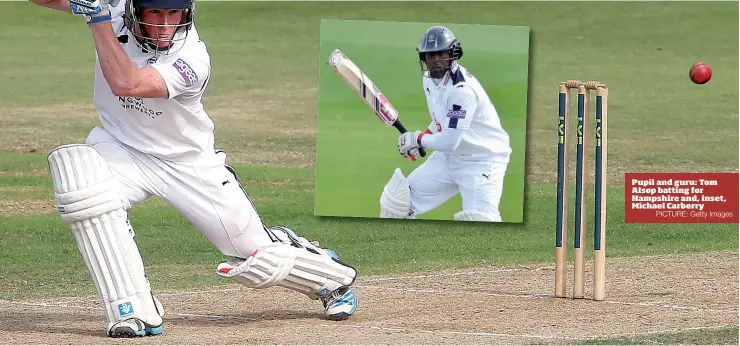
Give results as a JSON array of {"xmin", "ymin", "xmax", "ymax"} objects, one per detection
[
  {"xmin": 416, "ymin": 25, "xmax": 463, "ymax": 79},
  {"xmin": 124, "ymin": 0, "xmax": 195, "ymax": 55}
]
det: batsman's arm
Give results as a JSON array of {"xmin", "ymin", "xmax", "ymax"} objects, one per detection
[
  {"xmin": 419, "ymin": 128, "xmax": 464, "ymax": 153},
  {"xmin": 88, "ymin": 23, "xmax": 169, "ymax": 98},
  {"xmin": 29, "ymin": 0, "xmax": 71, "ymax": 13},
  {"xmin": 425, "ymin": 120, "xmax": 438, "ymax": 134},
  {"xmin": 419, "ymin": 87, "xmax": 478, "ymax": 153}
]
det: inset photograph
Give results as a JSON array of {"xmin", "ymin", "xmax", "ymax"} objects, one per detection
[{"xmin": 314, "ymin": 19, "xmax": 531, "ymax": 223}]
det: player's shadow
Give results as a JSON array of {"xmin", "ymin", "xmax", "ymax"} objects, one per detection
[
  {"xmin": 0, "ymin": 310, "xmax": 110, "ymax": 338},
  {"xmin": 521, "ymin": 27, "xmax": 535, "ymax": 226},
  {"xmin": 0, "ymin": 309, "xmax": 323, "ymax": 338}
]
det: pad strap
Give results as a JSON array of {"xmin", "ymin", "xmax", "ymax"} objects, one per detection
[{"xmin": 56, "ymin": 179, "xmax": 123, "ymax": 223}]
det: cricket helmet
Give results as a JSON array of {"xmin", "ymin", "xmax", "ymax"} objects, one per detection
[
  {"xmin": 124, "ymin": 0, "xmax": 196, "ymax": 55},
  {"xmin": 416, "ymin": 25, "xmax": 463, "ymax": 77}
]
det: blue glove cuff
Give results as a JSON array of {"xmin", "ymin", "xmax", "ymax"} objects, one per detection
[{"xmin": 87, "ymin": 12, "xmax": 111, "ymax": 25}]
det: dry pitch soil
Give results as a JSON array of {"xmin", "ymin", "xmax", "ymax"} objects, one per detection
[{"xmin": 0, "ymin": 251, "xmax": 736, "ymax": 344}]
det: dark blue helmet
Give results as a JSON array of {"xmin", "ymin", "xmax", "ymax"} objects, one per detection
[
  {"xmin": 124, "ymin": 0, "xmax": 196, "ymax": 55},
  {"xmin": 416, "ymin": 25, "xmax": 463, "ymax": 78}
]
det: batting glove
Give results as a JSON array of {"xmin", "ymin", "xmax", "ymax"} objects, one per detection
[
  {"xmin": 402, "ymin": 148, "xmax": 421, "ymax": 161},
  {"xmin": 398, "ymin": 130, "xmax": 424, "ymax": 161},
  {"xmin": 70, "ymin": 0, "xmax": 120, "ymax": 25}
]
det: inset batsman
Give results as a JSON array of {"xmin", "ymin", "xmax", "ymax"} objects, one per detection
[{"xmin": 382, "ymin": 25, "xmax": 513, "ymax": 222}]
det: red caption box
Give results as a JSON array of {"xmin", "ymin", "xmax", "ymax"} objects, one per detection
[{"xmin": 625, "ymin": 172, "xmax": 739, "ymax": 223}]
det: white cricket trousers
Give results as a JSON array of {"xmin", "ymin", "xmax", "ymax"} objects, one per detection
[
  {"xmin": 406, "ymin": 151, "xmax": 508, "ymax": 220},
  {"xmin": 86, "ymin": 126, "xmax": 273, "ymax": 258}
]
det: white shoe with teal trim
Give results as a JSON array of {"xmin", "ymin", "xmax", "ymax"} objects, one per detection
[
  {"xmin": 107, "ymin": 318, "xmax": 163, "ymax": 338},
  {"xmin": 321, "ymin": 286, "xmax": 357, "ymax": 320},
  {"xmin": 107, "ymin": 294, "xmax": 164, "ymax": 338}
]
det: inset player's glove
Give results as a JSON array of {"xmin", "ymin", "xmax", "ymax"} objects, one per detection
[
  {"xmin": 401, "ymin": 147, "xmax": 421, "ymax": 161},
  {"xmin": 398, "ymin": 130, "xmax": 424, "ymax": 161},
  {"xmin": 70, "ymin": 0, "xmax": 120, "ymax": 25}
]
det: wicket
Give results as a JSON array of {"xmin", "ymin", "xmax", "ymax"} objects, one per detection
[{"xmin": 555, "ymin": 80, "xmax": 608, "ymax": 301}]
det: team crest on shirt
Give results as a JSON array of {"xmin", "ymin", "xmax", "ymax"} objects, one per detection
[{"xmin": 173, "ymin": 58, "xmax": 198, "ymax": 86}]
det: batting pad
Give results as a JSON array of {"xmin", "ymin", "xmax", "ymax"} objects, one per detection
[
  {"xmin": 47, "ymin": 144, "xmax": 163, "ymax": 329},
  {"xmin": 454, "ymin": 210, "xmax": 501, "ymax": 222},
  {"xmin": 217, "ymin": 243, "xmax": 357, "ymax": 300},
  {"xmin": 379, "ymin": 168, "xmax": 412, "ymax": 218}
]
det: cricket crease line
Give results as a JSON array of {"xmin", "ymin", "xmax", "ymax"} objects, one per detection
[
  {"xmin": 354, "ymin": 285, "xmax": 737, "ymax": 313},
  {"xmin": 317, "ymin": 323, "xmax": 583, "ymax": 340},
  {"xmin": 601, "ymin": 324, "xmax": 738, "ymax": 339},
  {"xmin": 603, "ymin": 299, "xmax": 737, "ymax": 313},
  {"xmin": 0, "ymin": 265, "xmax": 549, "ymax": 303},
  {"xmin": 156, "ymin": 287, "xmax": 243, "ymax": 297},
  {"xmin": 361, "ymin": 267, "xmax": 535, "ymax": 282},
  {"xmin": 2, "ymin": 301, "xmax": 98, "ymax": 311},
  {"xmin": 2, "ymin": 301, "xmax": 259, "ymax": 322}
]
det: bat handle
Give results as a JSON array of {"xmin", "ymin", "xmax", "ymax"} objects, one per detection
[{"xmin": 392, "ymin": 120, "xmax": 427, "ymax": 157}]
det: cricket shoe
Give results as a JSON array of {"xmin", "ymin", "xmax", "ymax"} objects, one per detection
[
  {"xmin": 321, "ymin": 285, "xmax": 357, "ymax": 321},
  {"xmin": 107, "ymin": 318, "xmax": 163, "ymax": 338},
  {"xmin": 320, "ymin": 248, "xmax": 357, "ymax": 321},
  {"xmin": 107, "ymin": 294, "xmax": 165, "ymax": 338}
]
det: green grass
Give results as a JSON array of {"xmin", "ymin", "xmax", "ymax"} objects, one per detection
[
  {"xmin": 314, "ymin": 19, "xmax": 529, "ymax": 222},
  {"xmin": 580, "ymin": 326, "xmax": 739, "ymax": 345},
  {"xmin": 0, "ymin": 0, "xmax": 737, "ymax": 309}
]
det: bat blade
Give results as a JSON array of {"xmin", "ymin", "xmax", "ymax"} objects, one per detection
[
  {"xmin": 328, "ymin": 48, "xmax": 398, "ymax": 126},
  {"xmin": 328, "ymin": 48, "xmax": 426, "ymax": 157}
]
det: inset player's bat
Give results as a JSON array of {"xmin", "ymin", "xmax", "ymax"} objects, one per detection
[{"xmin": 327, "ymin": 48, "xmax": 426, "ymax": 157}]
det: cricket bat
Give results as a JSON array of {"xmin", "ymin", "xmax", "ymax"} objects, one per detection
[{"xmin": 327, "ymin": 48, "xmax": 426, "ymax": 157}]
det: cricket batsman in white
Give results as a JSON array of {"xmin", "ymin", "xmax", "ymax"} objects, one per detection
[
  {"xmin": 380, "ymin": 25, "xmax": 512, "ymax": 222},
  {"xmin": 29, "ymin": 0, "xmax": 357, "ymax": 337}
]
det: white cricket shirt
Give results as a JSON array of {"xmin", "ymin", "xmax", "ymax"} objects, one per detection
[
  {"xmin": 92, "ymin": 3, "xmax": 215, "ymax": 161},
  {"xmin": 421, "ymin": 64, "xmax": 512, "ymax": 163}
]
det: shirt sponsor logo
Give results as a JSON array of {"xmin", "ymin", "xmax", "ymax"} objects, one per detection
[
  {"xmin": 173, "ymin": 58, "xmax": 198, "ymax": 86},
  {"xmin": 447, "ymin": 107, "xmax": 466, "ymax": 119},
  {"xmin": 118, "ymin": 96, "xmax": 163, "ymax": 118}
]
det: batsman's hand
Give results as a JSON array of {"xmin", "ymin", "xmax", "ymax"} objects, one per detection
[
  {"xmin": 70, "ymin": 0, "xmax": 120, "ymax": 25},
  {"xmin": 398, "ymin": 130, "xmax": 424, "ymax": 161}
]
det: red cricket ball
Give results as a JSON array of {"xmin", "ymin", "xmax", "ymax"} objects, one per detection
[{"xmin": 689, "ymin": 61, "xmax": 712, "ymax": 84}]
